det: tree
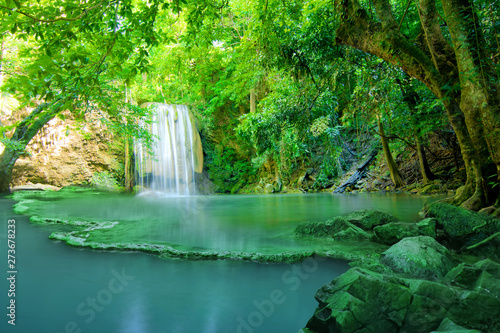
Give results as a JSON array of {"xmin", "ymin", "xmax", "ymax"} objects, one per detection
[
  {"xmin": 334, "ymin": 0, "xmax": 500, "ymax": 211},
  {"xmin": 0, "ymin": 0, "xmax": 164, "ymax": 193}
]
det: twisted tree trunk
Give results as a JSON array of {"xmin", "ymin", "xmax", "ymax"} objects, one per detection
[
  {"xmin": 0, "ymin": 101, "xmax": 62, "ymax": 193},
  {"xmin": 334, "ymin": 0, "xmax": 500, "ymax": 210}
]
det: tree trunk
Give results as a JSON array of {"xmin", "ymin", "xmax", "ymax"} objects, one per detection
[
  {"xmin": 377, "ymin": 114, "xmax": 405, "ymax": 188},
  {"xmin": 334, "ymin": 0, "xmax": 499, "ymax": 209},
  {"xmin": 441, "ymin": 0, "xmax": 500, "ymax": 201},
  {"xmin": 124, "ymin": 137, "xmax": 134, "ymax": 192},
  {"xmin": 250, "ymin": 88, "xmax": 256, "ymax": 113},
  {"xmin": 415, "ymin": 133, "xmax": 434, "ymax": 184},
  {"xmin": 0, "ymin": 102, "xmax": 61, "ymax": 193},
  {"xmin": 396, "ymin": 74, "xmax": 435, "ymax": 184}
]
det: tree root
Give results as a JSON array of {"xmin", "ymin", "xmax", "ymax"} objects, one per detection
[{"xmin": 466, "ymin": 232, "xmax": 500, "ymax": 250}]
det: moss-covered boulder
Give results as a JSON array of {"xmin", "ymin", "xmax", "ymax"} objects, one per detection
[
  {"xmin": 295, "ymin": 217, "xmax": 372, "ymax": 241},
  {"xmin": 373, "ymin": 219, "xmax": 436, "ymax": 245},
  {"xmin": 295, "ymin": 209, "xmax": 397, "ymax": 242},
  {"xmin": 380, "ymin": 236, "xmax": 455, "ymax": 280},
  {"xmin": 425, "ymin": 202, "xmax": 497, "ymax": 245},
  {"xmin": 302, "ymin": 239, "xmax": 500, "ymax": 333},
  {"xmin": 341, "ymin": 209, "xmax": 398, "ymax": 230},
  {"xmin": 430, "ymin": 318, "xmax": 481, "ymax": 333}
]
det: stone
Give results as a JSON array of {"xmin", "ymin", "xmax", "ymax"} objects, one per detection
[
  {"xmin": 425, "ymin": 202, "xmax": 499, "ymax": 250},
  {"xmin": 303, "ymin": 257, "xmax": 500, "ymax": 333},
  {"xmin": 416, "ymin": 218, "xmax": 437, "ymax": 237},
  {"xmin": 380, "ymin": 236, "xmax": 455, "ymax": 280},
  {"xmin": 295, "ymin": 216, "xmax": 372, "ymax": 241},
  {"xmin": 426, "ymin": 203, "xmax": 486, "ymax": 239},
  {"xmin": 263, "ymin": 183, "xmax": 274, "ymax": 194},
  {"xmin": 341, "ymin": 209, "xmax": 398, "ymax": 230},
  {"xmin": 430, "ymin": 317, "xmax": 481, "ymax": 332},
  {"xmin": 374, "ymin": 222, "xmax": 419, "ymax": 245},
  {"xmin": 11, "ymin": 183, "xmax": 61, "ymax": 192},
  {"xmin": 373, "ymin": 219, "xmax": 436, "ymax": 245}
]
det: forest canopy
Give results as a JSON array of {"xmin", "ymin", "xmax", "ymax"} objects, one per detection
[{"xmin": 0, "ymin": 0, "xmax": 499, "ymax": 213}]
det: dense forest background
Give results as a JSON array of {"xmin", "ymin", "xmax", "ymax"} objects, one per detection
[{"xmin": 0, "ymin": 0, "xmax": 499, "ymax": 212}]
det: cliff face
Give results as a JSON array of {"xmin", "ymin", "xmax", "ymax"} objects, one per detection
[{"xmin": 1, "ymin": 108, "xmax": 124, "ymax": 189}]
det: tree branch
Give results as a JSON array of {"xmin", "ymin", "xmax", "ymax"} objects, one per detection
[{"xmin": 0, "ymin": 1, "xmax": 110, "ymax": 23}]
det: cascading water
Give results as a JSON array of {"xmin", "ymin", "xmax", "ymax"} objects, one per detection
[{"xmin": 134, "ymin": 104, "xmax": 199, "ymax": 196}]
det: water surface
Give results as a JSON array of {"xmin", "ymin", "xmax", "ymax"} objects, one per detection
[{"xmin": 1, "ymin": 192, "xmax": 438, "ymax": 332}]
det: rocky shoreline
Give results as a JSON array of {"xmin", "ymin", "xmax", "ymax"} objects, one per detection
[{"xmin": 295, "ymin": 204, "xmax": 500, "ymax": 333}]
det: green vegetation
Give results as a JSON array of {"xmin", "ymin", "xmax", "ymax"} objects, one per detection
[{"xmin": 0, "ymin": 0, "xmax": 499, "ymax": 213}]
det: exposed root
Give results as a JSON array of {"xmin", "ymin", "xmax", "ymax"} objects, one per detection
[{"xmin": 466, "ymin": 232, "xmax": 500, "ymax": 250}]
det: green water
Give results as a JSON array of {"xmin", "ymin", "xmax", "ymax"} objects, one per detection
[
  {"xmin": 12, "ymin": 190, "xmax": 439, "ymax": 256},
  {"xmin": 1, "ymin": 191, "xmax": 440, "ymax": 332}
]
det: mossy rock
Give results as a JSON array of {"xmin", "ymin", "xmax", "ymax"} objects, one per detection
[
  {"xmin": 295, "ymin": 217, "xmax": 372, "ymax": 242},
  {"xmin": 430, "ymin": 318, "xmax": 481, "ymax": 332},
  {"xmin": 374, "ymin": 219, "xmax": 437, "ymax": 245},
  {"xmin": 425, "ymin": 202, "xmax": 500, "ymax": 251},
  {"xmin": 426, "ymin": 203, "xmax": 488, "ymax": 238},
  {"xmin": 303, "ymin": 258, "xmax": 500, "ymax": 333},
  {"xmin": 380, "ymin": 236, "xmax": 456, "ymax": 280},
  {"xmin": 342, "ymin": 209, "xmax": 398, "ymax": 230}
]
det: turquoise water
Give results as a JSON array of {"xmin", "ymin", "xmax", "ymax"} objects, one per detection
[{"xmin": 0, "ymin": 192, "xmax": 437, "ymax": 332}]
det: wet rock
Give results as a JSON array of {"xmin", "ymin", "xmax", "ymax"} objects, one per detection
[
  {"xmin": 302, "ymin": 238, "xmax": 500, "ymax": 333},
  {"xmin": 341, "ymin": 209, "xmax": 398, "ymax": 230},
  {"xmin": 381, "ymin": 236, "xmax": 455, "ymax": 280},
  {"xmin": 374, "ymin": 218, "xmax": 436, "ymax": 245},
  {"xmin": 295, "ymin": 217, "xmax": 370, "ymax": 241},
  {"xmin": 420, "ymin": 183, "xmax": 441, "ymax": 195},
  {"xmin": 430, "ymin": 318, "xmax": 481, "ymax": 333},
  {"xmin": 425, "ymin": 202, "xmax": 500, "ymax": 251},
  {"xmin": 11, "ymin": 183, "xmax": 61, "ymax": 192}
]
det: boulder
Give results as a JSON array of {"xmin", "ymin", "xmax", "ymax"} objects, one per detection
[
  {"xmin": 295, "ymin": 217, "xmax": 371, "ymax": 241},
  {"xmin": 341, "ymin": 209, "xmax": 397, "ymax": 230},
  {"xmin": 425, "ymin": 203, "xmax": 490, "ymax": 244},
  {"xmin": 430, "ymin": 318, "xmax": 481, "ymax": 332},
  {"xmin": 374, "ymin": 219, "xmax": 437, "ymax": 245},
  {"xmin": 303, "ymin": 253, "xmax": 500, "ymax": 333},
  {"xmin": 380, "ymin": 236, "xmax": 455, "ymax": 280}
]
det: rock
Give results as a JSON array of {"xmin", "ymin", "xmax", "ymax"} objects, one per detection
[
  {"xmin": 341, "ymin": 209, "xmax": 398, "ymax": 230},
  {"xmin": 417, "ymin": 218, "xmax": 437, "ymax": 237},
  {"xmin": 374, "ymin": 222, "xmax": 419, "ymax": 245},
  {"xmin": 426, "ymin": 203, "xmax": 486, "ymax": 238},
  {"xmin": 420, "ymin": 183, "xmax": 441, "ymax": 195},
  {"xmin": 373, "ymin": 218, "xmax": 436, "ymax": 245},
  {"xmin": 431, "ymin": 318, "xmax": 481, "ymax": 332},
  {"xmin": 425, "ymin": 202, "xmax": 499, "ymax": 250},
  {"xmin": 303, "ymin": 252, "xmax": 500, "ymax": 333},
  {"xmin": 380, "ymin": 236, "xmax": 455, "ymax": 280},
  {"xmin": 295, "ymin": 217, "xmax": 370, "ymax": 241},
  {"xmin": 11, "ymin": 183, "xmax": 61, "ymax": 192},
  {"xmin": 263, "ymin": 183, "xmax": 274, "ymax": 194}
]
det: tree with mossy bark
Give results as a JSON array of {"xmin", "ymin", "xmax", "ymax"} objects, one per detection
[
  {"xmin": 0, "ymin": 0, "xmax": 163, "ymax": 193},
  {"xmin": 334, "ymin": 0, "xmax": 500, "ymax": 211}
]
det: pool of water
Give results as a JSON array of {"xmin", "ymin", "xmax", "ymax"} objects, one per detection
[
  {"xmin": 0, "ymin": 192, "xmax": 438, "ymax": 333},
  {"xmin": 13, "ymin": 191, "xmax": 438, "ymax": 253}
]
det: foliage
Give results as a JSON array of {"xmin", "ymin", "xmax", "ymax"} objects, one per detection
[{"xmin": 90, "ymin": 171, "xmax": 121, "ymax": 192}]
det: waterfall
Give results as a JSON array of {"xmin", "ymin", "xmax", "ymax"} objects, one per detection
[{"xmin": 134, "ymin": 104, "xmax": 199, "ymax": 196}]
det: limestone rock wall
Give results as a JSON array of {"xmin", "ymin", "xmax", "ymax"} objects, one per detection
[{"xmin": 1, "ymin": 108, "xmax": 124, "ymax": 188}]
